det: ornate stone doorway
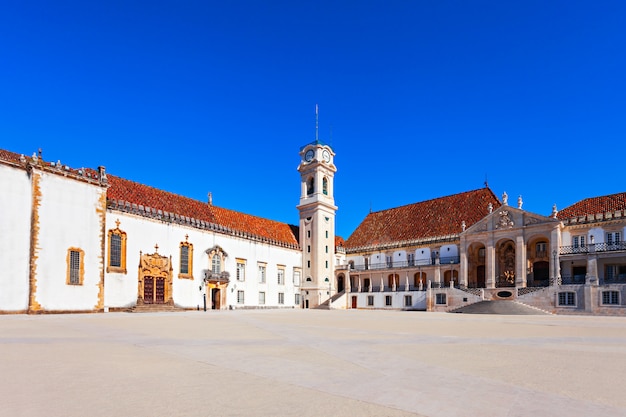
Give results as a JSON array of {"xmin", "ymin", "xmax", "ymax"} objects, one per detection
[
  {"xmin": 496, "ymin": 240, "xmax": 516, "ymax": 287},
  {"xmin": 137, "ymin": 248, "xmax": 173, "ymax": 306}
]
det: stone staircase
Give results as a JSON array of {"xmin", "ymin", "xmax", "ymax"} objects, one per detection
[
  {"xmin": 315, "ymin": 291, "xmax": 345, "ymax": 310},
  {"xmin": 450, "ymin": 300, "xmax": 551, "ymax": 315}
]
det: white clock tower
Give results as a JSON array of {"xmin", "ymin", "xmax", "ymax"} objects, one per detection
[{"xmin": 297, "ymin": 138, "xmax": 337, "ymax": 309}]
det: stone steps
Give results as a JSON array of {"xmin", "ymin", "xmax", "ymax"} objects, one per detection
[
  {"xmin": 450, "ymin": 300, "xmax": 550, "ymax": 315},
  {"xmin": 127, "ymin": 304, "xmax": 185, "ymax": 313}
]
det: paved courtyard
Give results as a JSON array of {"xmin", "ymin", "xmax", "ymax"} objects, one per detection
[{"xmin": 1, "ymin": 309, "xmax": 626, "ymax": 417}]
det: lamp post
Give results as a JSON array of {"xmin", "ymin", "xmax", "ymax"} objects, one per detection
[{"xmin": 552, "ymin": 250, "xmax": 557, "ymax": 286}]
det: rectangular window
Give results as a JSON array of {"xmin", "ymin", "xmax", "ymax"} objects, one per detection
[
  {"xmin": 325, "ymin": 245, "xmax": 328, "ymax": 253},
  {"xmin": 558, "ymin": 292, "xmax": 576, "ymax": 306},
  {"xmin": 110, "ymin": 234, "xmax": 121, "ymax": 267},
  {"xmin": 435, "ymin": 293, "xmax": 447, "ymax": 305},
  {"xmin": 237, "ymin": 290, "xmax": 245, "ymax": 304},
  {"xmin": 293, "ymin": 270, "xmax": 301, "ymax": 286},
  {"xmin": 602, "ymin": 291, "xmax": 620, "ymax": 305},
  {"xmin": 404, "ymin": 295, "xmax": 412, "ymax": 307},
  {"xmin": 180, "ymin": 245, "xmax": 189, "ymax": 275},
  {"xmin": 325, "ymin": 260, "xmax": 328, "ymax": 268},
  {"xmin": 277, "ymin": 268, "xmax": 285, "ymax": 285},
  {"xmin": 385, "ymin": 295, "xmax": 392, "ymax": 306},
  {"xmin": 236, "ymin": 261, "xmax": 246, "ymax": 281},
  {"xmin": 607, "ymin": 232, "xmax": 621, "ymax": 246},
  {"xmin": 307, "ymin": 245, "xmax": 310, "ymax": 253},
  {"xmin": 69, "ymin": 250, "xmax": 81, "ymax": 285},
  {"xmin": 258, "ymin": 264, "xmax": 266, "ymax": 283},
  {"xmin": 307, "ymin": 230, "xmax": 311, "ymax": 238},
  {"xmin": 326, "ymin": 231, "xmax": 329, "ymax": 238},
  {"xmin": 259, "ymin": 291, "xmax": 266, "ymax": 305},
  {"xmin": 294, "ymin": 293, "xmax": 300, "ymax": 305},
  {"xmin": 573, "ymin": 235, "xmax": 586, "ymax": 248},
  {"xmin": 307, "ymin": 260, "xmax": 310, "ymax": 268},
  {"xmin": 278, "ymin": 292, "xmax": 284, "ymax": 304},
  {"xmin": 367, "ymin": 295, "xmax": 374, "ymax": 306},
  {"xmin": 536, "ymin": 242, "xmax": 546, "ymax": 256}
]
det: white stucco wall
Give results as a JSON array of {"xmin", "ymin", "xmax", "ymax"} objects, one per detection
[
  {"xmin": 35, "ymin": 172, "xmax": 105, "ymax": 311},
  {"xmin": 415, "ymin": 247, "xmax": 431, "ymax": 264},
  {"xmin": 105, "ymin": 211, "xmax": 302, "ymax": 309},
  {"xmin": 0, "ymin": 164, "xmax": 31, "ymax": 311}
]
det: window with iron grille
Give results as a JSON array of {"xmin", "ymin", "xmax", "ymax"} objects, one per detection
[
  {"xmin": 66, "ymin": 248, "xmax": 84, "ymax": 285},
  {"xmin": 602, "ymin": 291, "xmax": 620, "ymax": 305},
  {"xmin": 69, "ymin": 250, "xmax": 80, "ymax": 285},
  {"xmin": 277, "ymin": 268, "xmax": 285, "ymax": 285},
  {"xmin": 259, "ymin": 291, "xmax": 266, "ymax": 305},
  {"xmin": 180, "ymin": 245, "xmax": 189, "ymax": 275},
  {"xmin": 278, "ymin": 292, "xmax": 284, "ymax": 304},
  {"xmin": 367, "ymin": 295, "xmax": 374, "ymax": 306},
  {"xmin": 385, "ymin": 295, "xmax": 392, "ymax": 306},
  {"xmin": 294, "ymin": 293, "xmax": 300, "ymax": 305},
  {"xmin": 237, "ymin": 290, "xmax": 245, "ymax": 304},
  {"xmin": 178, "ymin": 240, "xmax": 193, "ymax": 279},
  {"xmin": 107, "ymin": 223, "xmax": 127, "ymax": 274},
  {"xmin": 558, "ymin": 292, "xmax": 576, "ymax": 306},
  {"xmin": 110, "ymin": 234, "xmax": 121, "ymax": 267}
]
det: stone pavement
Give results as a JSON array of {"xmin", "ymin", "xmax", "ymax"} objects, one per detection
[{"xmin": 1, "ymin": 310, "xmax": 626, "ymax": 417}]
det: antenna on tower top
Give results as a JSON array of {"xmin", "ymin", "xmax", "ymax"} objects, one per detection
[{"xmin": 315, "ymin": 104, "xmax": 319, "ymax": 143}]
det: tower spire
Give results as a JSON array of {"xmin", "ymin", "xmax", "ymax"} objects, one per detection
[{"xmin": 315, "ymin": 104, "xmax": 319, "ymax": 143}]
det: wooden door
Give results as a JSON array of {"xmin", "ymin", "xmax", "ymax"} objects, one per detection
[
  {"xmin": 477, "ymin": 266, "xmax": 486, "ymax": 288},
  {"xmin": 155, "ymin": 278, "xmax": 165, "ymax": 303},
  {"xmin": 351, "ymin": 296, "xmax": 357, "ymax": 308},
  {"xmin": 144, "ymin": 277, "xmax": 154, "ymax": 304}
]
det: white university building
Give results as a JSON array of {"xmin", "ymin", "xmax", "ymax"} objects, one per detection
[{"xmin": 1, "ymin": 139, "xmax": 625, "ymax": 315}]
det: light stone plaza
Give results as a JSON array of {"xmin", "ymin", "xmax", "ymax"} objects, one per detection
[{"xmin": 1, "ymin": 309, "xmax": 626, "ymax": 417}]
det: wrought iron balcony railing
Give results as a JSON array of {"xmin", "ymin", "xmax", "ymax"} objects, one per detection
[
  {"xmin": 348, "ymin": 256, "xmax": 460, "ymax": 271},
  {"xmin": 560, "ymin": 241, "xmax": 626, "ymax": 255}
]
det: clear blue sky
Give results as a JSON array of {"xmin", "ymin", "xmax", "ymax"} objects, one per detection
[{"xmin": 2, "ymin": 1, "xmax": 625, "ymax": 239}]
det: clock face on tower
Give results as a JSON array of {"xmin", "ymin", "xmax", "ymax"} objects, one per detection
[
  {"xmin": 304, "ymin": 149, "xmax": 314, "ymax": 162},
  {"xmin": 322, "ymin": 150, "xmax": 330, "ymax": 163}
]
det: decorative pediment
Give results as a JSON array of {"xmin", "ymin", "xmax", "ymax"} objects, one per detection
[
  {"xmin": 463, "ymin": 206, "xmax": 558, "ymax": 235},
  {"xmin": 139, "ymin": 250, "xmax": 172, "ymax": 278},
  {"xmin": 206, "ymin": 245, "xmax": 228, "ymax": 258}
]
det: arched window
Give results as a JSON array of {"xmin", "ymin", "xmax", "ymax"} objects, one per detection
[
  {"xmin": 323, "ymin": 177, "xmax": 328, "ymax": 195},
  {"xmin": 212, "ymin": 254, "xmax": 221, "ymax": 273},
  {"xmin": 414, "ymin": 272, "xmax": 426, "ymax": 287},
  {"xmin": 307, "ymin": 177, "xmax": 314, "ymax": 195}
]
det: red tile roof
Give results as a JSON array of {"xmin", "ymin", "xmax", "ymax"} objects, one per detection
[
  {"xmin": 345, "ymin": 188, "xmax": 500, "ymax": 251},
  {"xmin": 557, "ymin": 192, "xmax": 626, "ymax": 220},
  {"xmin": 107, "ymin": 175, "xmax": 299, "ymax": 248}
]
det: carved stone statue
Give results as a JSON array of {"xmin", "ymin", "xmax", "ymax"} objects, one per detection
[
  {"xmin": 517, "ymin": 195, "xmax": 523, "ymax": 209},
  {"xmin": 502, "ymin": 191, "xmax": 508, "ymax": 206},
  {"xmin": 488, "ymin": 203, "xmax": 493, "ymax": 214}
]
